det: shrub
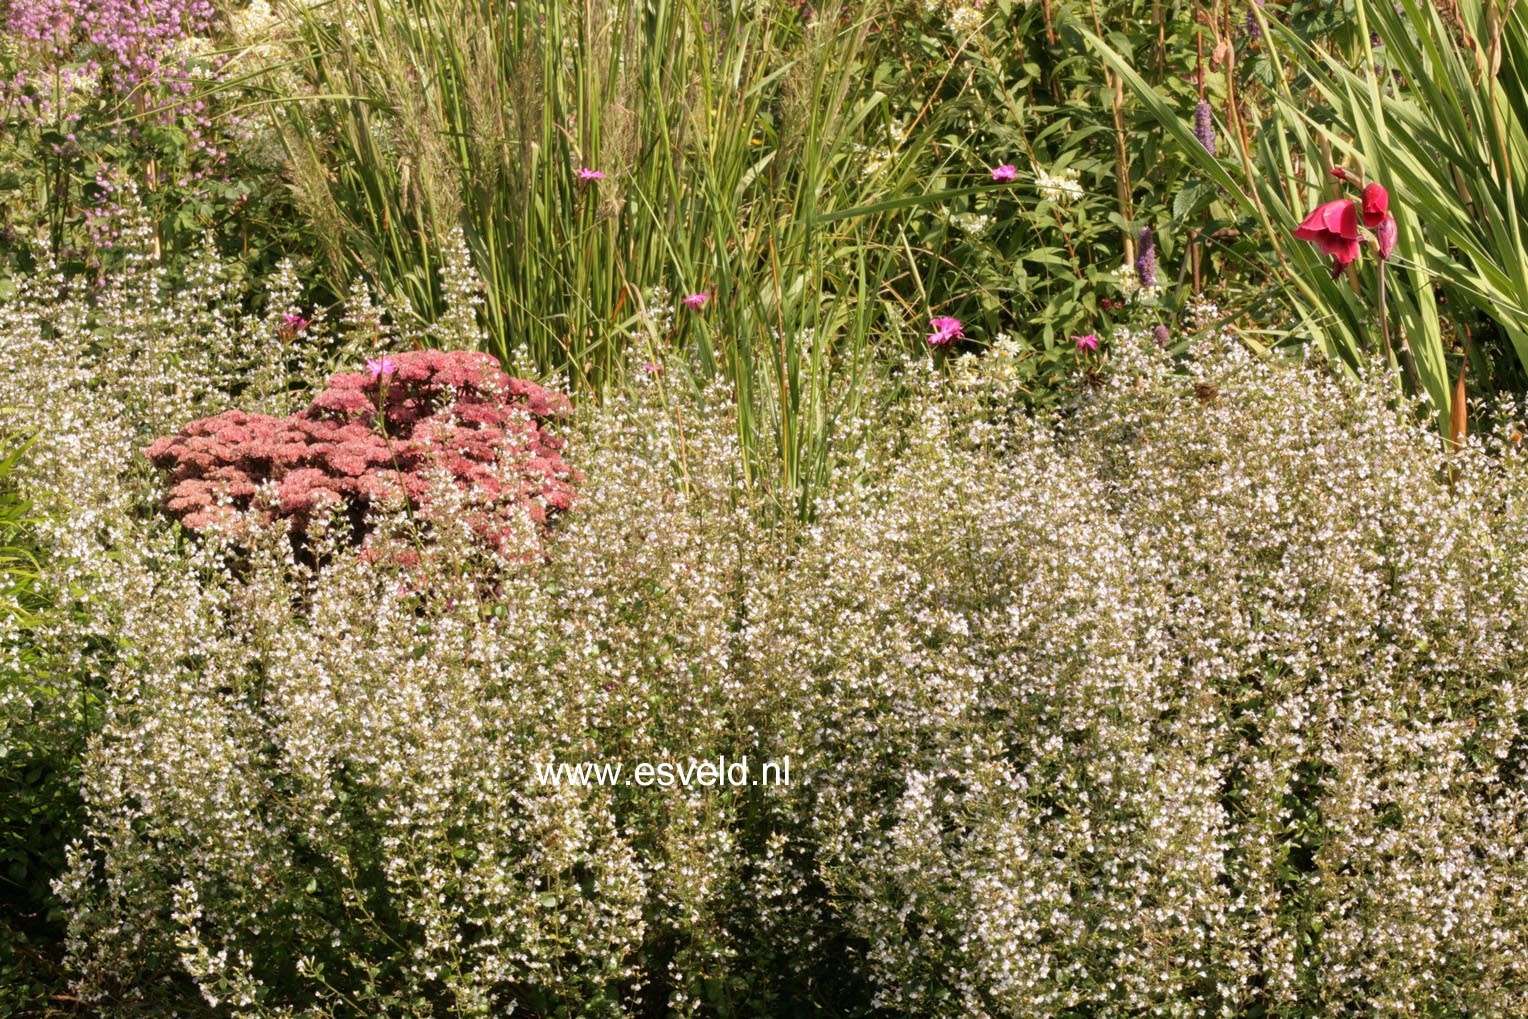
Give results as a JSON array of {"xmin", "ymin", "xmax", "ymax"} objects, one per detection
[
  {"xmin": 145, "ymin": 349, "xmax": 578, "ymax": 560},
  {"xmin": 0, "ymin": 0, "xmax": 300, "ymax": 283},
  {"xmin": 0, "ymin": 220, "xmax": 447, "ymax": 1015},
  {"xmin": 858, "ymin": 0, "xmax": 1203, "ymax": 355},
  {"xmin": 779, "ymin": 332, "xmax": 1528, "ymax": 1016},
  {"xmin": 44, "ymin": 322, "xmax": 1528, "ymax": 1017},
  {"xmin": 0, "ymin": 427, "xmax": 84, "ymax": 1016}
]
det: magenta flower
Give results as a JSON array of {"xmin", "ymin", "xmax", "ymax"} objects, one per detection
[
  {"xmin": 1361, "ymin": 182, "xmax": 1389, "ymax": 227},
  {"xmin": 640, "ymin": 362, "xmax": 662, "ymax": 375},
  {"xmin": 681, "ymin": 291, "xmax": 710, "ymax": 310},
  {"xmin": 1363, "ymin": 182, "xmax": 1398, "ymax": 260},
  {"xmin": 990, "ymin": 164, "xmax": 1018, "ymax": 183},
  {"xmin": 366, "ymin": 356, "xmax": 399, "ymax": 379},
  {"xmin": 927, "ymin": 316, "xmax": 964, "ymax": 348},
  {"xmin": 1073, "ymin": 333, "xmax": 1100, "ymax": 352},
  {"xmin": 1296, "ymin": 179, "xmax": 1398, "ymax": 274},
  {"xmin": 575, "ymin": 167, "xmax": 605, "ymax": 180},
  {"xmin": 281, "ymin": 313, "xmax": 311, "ymax": 334},
  {"xmin": 1293, "ymin": 198, "xmax": 1362, "ymax": 276}
]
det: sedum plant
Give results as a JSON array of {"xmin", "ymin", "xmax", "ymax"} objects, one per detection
[{"xmin": 145, "ymin": 348, "xmax": 578, "ymax": 560}]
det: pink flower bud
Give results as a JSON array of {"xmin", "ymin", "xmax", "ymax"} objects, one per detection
[{"xmin": 1375, "ymin": 213, "xmax": 1397, "ymax": 260}]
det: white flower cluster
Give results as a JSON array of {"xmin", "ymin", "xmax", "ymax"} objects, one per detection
[
  {"xmin": 793, "ymin": 338, "xmax": 1528, "ymax": 1016},
  {"xmin": 945, "ymin": 1, "xmax": 985, "ymax": 34},
  {"xmin": 428, "ymin": 226, "xmax": 489, "ymax": 349},
  {"xmin": 1111, "ymin": 259, "xmax": 1162, "ymax": 303},
  {"xmin": 1035, "ymin": 165, "xmax": 1085, "ymax": 205},
  {"xmin": 640, "ymin": 283, "xmax": 675, "ymax": 335},
  {"xmin": 230, "ymin": 0, "xmax": 284, "ymax": 47},
  {"xmin": 857, "ymin": 117, "xmax": 909, "ymax": 179},
  {"xmin": 949, "ymin": 332, "xmax": 1029, "ymax": 396},
  {"xmin": 948, "ymin": 210, "xmax": 994, "ymax": 237}
]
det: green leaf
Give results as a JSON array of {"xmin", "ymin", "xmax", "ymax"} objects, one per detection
[{"xmin": 1173, "ymin": 179, "xmax": 1218, "ymax": 221}]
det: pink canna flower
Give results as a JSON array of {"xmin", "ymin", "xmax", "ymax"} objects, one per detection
[
  {"xmin": 1293, "ymin": 198, "xmax": 1362, "ymax": 275},
  {"xmin": 990, "ymin": 164, "xmax": 1018, "ymax": 182},
  {"xmin": 1073, "ymin": 333, "xmax": 1100, "ymax": 352},
  {"xmin": 681, "ymin": 291, "xmax": 710, "ymax": 310},
  {"xmin": 927, "ymin": 316, "xmax": 964, "ymax": 347},
  {"xmin": 1362, "ymin": 181, "xmax": 1399, "ymax": 260}
]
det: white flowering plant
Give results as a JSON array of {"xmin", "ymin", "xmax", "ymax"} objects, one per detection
[{"xmin": 3, "ymin": 222, "xmax": 1526, "ymax": 1015}]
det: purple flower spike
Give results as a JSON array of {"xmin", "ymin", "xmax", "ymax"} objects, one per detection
[
  {"xmin": 1194, "ymin": 100, "xmax": 1216, "ymax": 155},
  {"xmin": 1245, "ymin": 0, "xmax": 1266, "ymax": 39},
  {"xmin": 1136, "ymin": 227, "xmax": 1157, "ymax": 289}
]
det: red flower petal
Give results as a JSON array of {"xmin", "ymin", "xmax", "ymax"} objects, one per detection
[
  {"xmin": 1320, "ymin": 199, "xmax": 1360, "ymax": 238},
  {"xmin": 1295, "ymin": 200, "xmax": 1362, "ymax": 267},
  {"xmin": 1362, "ymin": 183, "xmax": 1390, "ymax": 228}
]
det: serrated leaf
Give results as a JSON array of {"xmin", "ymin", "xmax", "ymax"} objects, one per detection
[{"xmin": 1173, "ymin": 179, "xmax": 1218, "ymax": 221}]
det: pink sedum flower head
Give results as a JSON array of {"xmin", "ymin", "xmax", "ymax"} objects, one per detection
[
  {"xmin": 927, "ymin": 316, "xmax": 964, "ymax": 348},
  {"xmin": 576, "ymin": 167, "xmax": 605, "ymax": 180},
  {"xmin": 146, "ymin": 350, "xmax": 578, "ymax": 564},
  {"xmin": 1293, "ymin": 198, "xmax": 1362, "ymax": 275},
  {"xmin": 366, "ymin": 356, "xmax": 399, "ymax": 379},
  {"xmin": 990, "ymin": 163, "xmax": 1018, "ymax": 183},
  {"xmin": 681, "ymin": 291, "xmax": 710, "ymax": 310},
  {"xmin": 1073, "ymin": 333, "xmax": 1100, "ymax": 352}
]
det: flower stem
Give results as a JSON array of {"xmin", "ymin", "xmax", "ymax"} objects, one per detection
[{"xmin": 1377, "ymin": 258, "xmax": 1394, "ymax": 367}]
